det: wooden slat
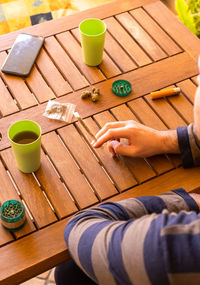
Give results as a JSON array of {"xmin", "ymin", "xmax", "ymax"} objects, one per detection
[
  {"xmin": 144, "ymin": 1, "xmax": 200, "ymax": 61},
  {"xmin": 110, "ymin": 104, "xmax": 157, "ymax": 182},
  {"xmin": 1, "ymin": 148, "xmax": 57, "ymax": 228},
  {"xmin": 144, "ymin": 93, "xmax": 184, "ymax": 166},
  {"xmin": 128, "ymin": 98, "xmax": 175, "ymax": 173},
  {"xmin": 0, "ymin": 227, "xmax": 13, "ymax": 247},
  {"xmin": 145, "ymin": 94, "xmax": 186, "ymax": 128},
  {"xmin": 0, "ymin": 216, "xmax": 71, "ymax": 285},
  {"xmin": 36, "ymin": 48, "xmax": 72, "ymax": 97},
  {"xmin": 109, "ymin": 166, "xmax": 200, "ymax": 201},
  {"xmin": 26, "ymin": 66, "xmax": 56, "ymax": 103},
  {"xmin": 42, "ymin": 132, "xmax": 98, "ymax": 208},
  {"xmin": 167, "ymin": 91, "xmax": 194, "ymax": 124},
  {"xmin": 44, "ymin": 37, "xmax": 88, "ymax": 90},
  {"xmin": 58, "ymin": 125, "xmax": 118, "ymax": 200},
  {"xmin": 104, "ymin": 17, "xmax": 152, "ymax": 66},
  {"xmin": 99, "ymin": 53, "xmax": 121, "ymax": 78},
  {"xmin": 0, "ymin": 159, "xmax": 36, "ymax": 238},
  {"xmin": 116, "ymin": 12, "xmax": 167, "ymax": 61},
  {"xmin": 128, "ymin": 97, "xmax": 167, "ymax": 129},
  {"xmin": 35, "ymin": 150, "xmax": 78, "ymax": 219},
  {"xmin": 0, "ymin": 52, "xmax": 197, "ymax": 151},
  {"xmin": 0, "ymin": 77, "xmax": 19, "ymax": 116},
  {"xmin": 104, "ymin": 32, "xmax": 138, "ymax": 72},
  {"xmin": 130, "ymin": 8, "xmax": 182, "ymax": 56},
  {"xmin": 191, "ymin": 76, "xmax": 199, "ymax": 86},
  {"xmin": 95, "ymin": 110, "xmax": 161, "ymax": 181},
  {"xmin": 0, "ymin": 160, "xmax": 15, "ymax": 245},
  {"xmin": 76, "ymin": 117, "xmax": 138, "ymax": 191},
  {"xmin": 71, "ymin": 28, "xmax": 121, "ymax": 78},
  {"xmin": 0, "ymin": 0, "xmax": 157, "ymax": 52},
  {"xmin": 0, "ymin": 52, "xmax": 37, "ymax": 110},
  {"xmin": 56, "ymin": 32, "xmax": 105, "ymax": 84},
  {"xmin": 177, "ymin": 79, "xmax": 196, "ymax": 104},
  {"xmin": 1, "ymin": 165, "xmax": 200, "ymax": 285}
]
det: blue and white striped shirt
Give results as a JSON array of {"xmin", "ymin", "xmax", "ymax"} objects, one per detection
[{"xmin": 64, "ymin": 188, "xmax": 200, "ymax": 285}]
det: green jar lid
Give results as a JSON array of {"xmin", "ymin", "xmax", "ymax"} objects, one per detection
[
  {"xmin": 0, "ymin": 200, "xmax": 26, "ymax": 231},
  {"xmin": 112, "ymin": 80, "xmax": 132, "ymax": 97}
]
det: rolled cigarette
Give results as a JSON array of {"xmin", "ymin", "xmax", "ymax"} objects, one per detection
[
  {"xmin": 73, "ymin": 112, "xmax": 96, "ymax": 140},
  {"xmin": 150, "ymin": 87, "xmax": 181, "ymax": 99}
]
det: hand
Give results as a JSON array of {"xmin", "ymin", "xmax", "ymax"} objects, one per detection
[{"xmin": 91, "ymin": 120, "xmax": 180, "ymax": 158}]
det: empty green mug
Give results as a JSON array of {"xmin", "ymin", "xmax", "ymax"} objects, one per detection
[
  {"xmin": 79, "ymin": 18, "xmax": 106, "ymax": 66},
  {"xmin": 8, "ymin": 120, "xmax": 41, "ymax": 173}
]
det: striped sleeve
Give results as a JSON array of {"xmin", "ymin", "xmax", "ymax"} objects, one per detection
[
  {"xmin": 64, "ymin": 189, "xmax": 200, "ymax": 285},
  {"xmin": 177, "ymin": 123, "xmax": 200, "ymax": 168}
]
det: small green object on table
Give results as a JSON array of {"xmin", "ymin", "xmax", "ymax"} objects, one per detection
[
  {"xmin": 0, "ymin": 200, "xmax": 26, "ymax": 231},
  {"xmin": 112, "ymin": 80, "xmax": 132, "ymax": 97}
]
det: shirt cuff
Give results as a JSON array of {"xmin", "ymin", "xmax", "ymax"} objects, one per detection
[
  {"xmin": 173, "ymin": 188, "xmax": 199, "ymax": 212},
  {"xmin": 177, "ymin": 126, "xmax": 194, "ymax": 168}
]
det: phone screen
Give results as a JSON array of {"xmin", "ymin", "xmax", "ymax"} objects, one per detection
[{"xmin": 1, "ymin": 33, "xmax": 44, "ymax": 77}]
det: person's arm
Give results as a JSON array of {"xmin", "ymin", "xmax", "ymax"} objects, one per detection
[
  {"xmin": 177, "ymin": 59, "xmax": 200, "ymax": 167},
  {"xmin": 92, "ymin": 59, "xmax": 200, "ymax": 168},
  {"xmin": 91, "ymin": 120, "xmax": 180, "ymax": 158},
  {"xmin": 64, "ymin": 189, "xmax": 199, "ymax": 285}
]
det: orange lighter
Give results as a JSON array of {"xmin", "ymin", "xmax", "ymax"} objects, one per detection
[{"xmin": 150, "ymin": 87, "xmax": 181, "ymax": 99}]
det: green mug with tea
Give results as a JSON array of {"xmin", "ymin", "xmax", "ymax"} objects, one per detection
[
  {"xmin": 79, "ymin": 18, "xmax": 106, "ymax": 66},
  {"xmin": 8, "ymin": 120, "xmax": 41, "ymax": 173}
]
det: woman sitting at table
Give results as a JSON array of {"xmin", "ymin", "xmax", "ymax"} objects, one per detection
[{"xmin": 55, "ymin": 59, "xmax": 200, "ymax": 285}]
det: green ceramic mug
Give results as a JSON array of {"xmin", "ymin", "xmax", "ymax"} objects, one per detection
[
  {"xmin": 79, "ymin": 18, "xmax": 106, "ymax": 66},
  {"xmin": 8, "ymin": 120, "xmax": 41, "ymax": 173}
]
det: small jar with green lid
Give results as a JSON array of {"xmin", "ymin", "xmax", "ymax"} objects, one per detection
[{"xmin": 0, "ymin": 200, "xmax": 26, "ymax": 231}]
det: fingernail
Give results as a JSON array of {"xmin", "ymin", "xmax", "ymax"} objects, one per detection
[{"xmin": 91, "ymin": 140, "xmax": 96, "ymax": 146}]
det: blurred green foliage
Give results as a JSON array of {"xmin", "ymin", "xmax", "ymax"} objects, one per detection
[{"xmin": 175, "ymin": 0, "xmax": 200, "ymax": 37}]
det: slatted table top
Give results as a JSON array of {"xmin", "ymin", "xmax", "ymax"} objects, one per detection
[{"xmin": 0, "ymin": 0, "xmax": 200, "ymax": 283}]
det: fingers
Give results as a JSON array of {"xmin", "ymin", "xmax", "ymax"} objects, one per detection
[
  {"xmin": 94, "ymin": 121, "xmax": 127, "ymax": 141},
  {"xmin": 110, "ymin": 141, "xmax": 133, "ymax": 157},
  {"xmin": 107, "ymin": 140, "xmax": 118, "ymax": 157},
  {"xmin": 92, "ymin": 127, "xmax": 130, "ymax": 148}
]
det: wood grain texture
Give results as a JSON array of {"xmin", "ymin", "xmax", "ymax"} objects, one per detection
[
  {"xmin": 26, "ymin": 66, "xmax": 56, "ymax": 103},
  {"xmin": 56, "ymin": 32, "xmax": 105, "ymax": 84},
  {"xmin": 110, "ymin": 104, "xmax": 157, "ymax": 182},
  {"xmin": 76, "ymin": 117, "xmax": 138, "ymax": 191},
  {"xmin": 42, "ymin": 131, "xmax": 98, "ymax": 208},
  {"xmin": 0, "ymin": 52, "xmax": 37, "ymax": 110},
  {"xmin": 0, "ymin": 159, "xmax": 36, "ymax": 238},
  {"xmin": 0, "ymin": 77, "xmax": 19, "ymax": 116},
  {"xmin": 167, "ymin": 90, "xmax": 193, "ymax": 124},
  {"xmin": 144, "ymin": 1, "xmax": 200, "ymax": 61},
  {"xmin": 1, "ymin": 166, "xmax": 200, "ymax": 284},
  {"xmin": 71, "ymin": 28, "xmax": 121, "ymax": 78},
  {"xmin": 58, "ymin": 125, "xmax": 118, "ymax": 200},
  {"xmin": 128, "ymin": 98, "xmax": 180, "ymax": 169},
  {"xmin": 35, "ymin": 150, "xmax": 78, "ymax": 218},
  {"xmin": 145, "ymin": 94, "xmax": 186, "ymax": 129},
  {"xmin": 104, "ymin": 31, "xmax": 138, "ymax": 72},
  {"xmin": 1, "ymin": 148, "xmax": 57, "ymax": 228},
  {"xmin": 44, "ymin": 37, "xmax": 88, "ymax": 90},
  {"xmin": 130, "ymin": 8, "xmax": 182, "ymax": 56},
  {"xmin": 36, "ymin": 48, "xmax": 72, "ymax": 97},
  {"xmin": 109, "ymin": 166, "xmax": 200, "ymax": 201},
  {"xmin": 177, "ymin": 79, "xmax": 196, "ymax": 104},
  {"xmin": 0, "ymin": 52, "xmax": 197, "ymax": 151},
  {"xmin": 104, "ymin": 17, "xmax": 152, "ymax": 66},
  {"xmin": 0, "ymin": 0, "xmax": 199, "ymax": 283},
  {"xmin": 0, "ymin": 0, "xmax": 157, "ymax": 51},
  {"xmin": 116, "ymin": 12, "xmax": 167, "ymax": 61}
]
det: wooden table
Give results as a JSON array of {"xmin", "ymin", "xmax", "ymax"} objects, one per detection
[{"xmin": 0, "ymin": 0, "xmax": 200, "ymax": 283}]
